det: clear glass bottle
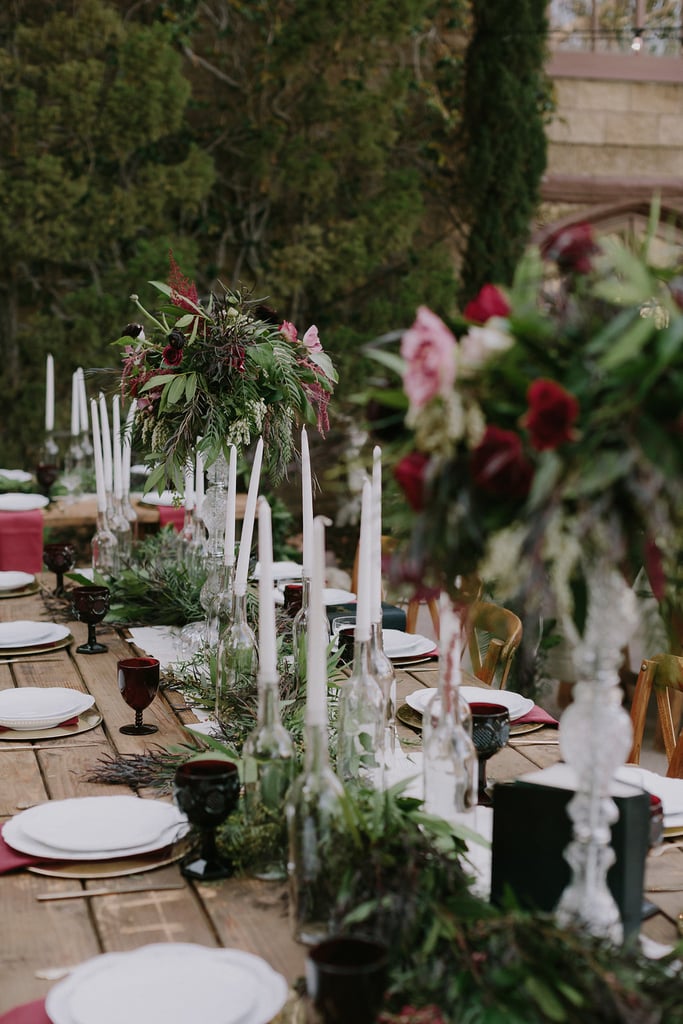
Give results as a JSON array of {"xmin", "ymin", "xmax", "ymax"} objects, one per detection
[
  {"xmin": 369, "ymin": 620, "xmax": 397, "ymax": 762},
  {"xmin": 215, "ymin": 587, "xmax": 258, "ymax": 715},
  {"xmin": 200, "ymin": 554, "xmax": 225, "ymax": 646},
  {"xmin": 336, "ymin": 631, "xmax": 385, "ymax": 788},
  {"xmin": 109, "ymin": 495, "xmax": 133, "ymax": 567},
  {"xmin": 243, "ymin": 673, "xmax": 295, "ymax": 880},
  {"xmin": 422, "ymin": 599, "xmax": 477, "ymax": 824},
  {"xmin": 292, "ymin": 576, "xmax": 314, "ymax": 686},
  {"xmin": 91, "ymin": 510, "xmax": 118, "ymax": 577},
  {"xmin": 286, "ymin": 719, "xmax": 345, "ymax": 944}
]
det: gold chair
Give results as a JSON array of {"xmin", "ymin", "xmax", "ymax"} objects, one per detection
[
  {"xmin": 465, "ymin": 601, "xmax": 523, "ymax": 689},
  {"xmin": 628, "ymin": 653, "xmax": 683, "ymax": 778}
]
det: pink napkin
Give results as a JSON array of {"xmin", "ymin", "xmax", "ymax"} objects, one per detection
[
  {"xmin": 0, "ymin": 716, "xmax": 79, "ymax": 735},
  {"xmin": 0, "ymin": 999, "xmax": 50, "ymax": 1024},
  {"xmin": 0, "ymin": 823, "xmax": 48, "ymax": 874},
  {"xmin": 157, "ymin": 506, "xmax": 185, "ymax": 532},
  {"xmin": 0, "ymin": 511, "xmax": 44, "ymax": 573},
  {"xmin": 515, "ymin": 705, "xmax": 558, "ymax": 727}
]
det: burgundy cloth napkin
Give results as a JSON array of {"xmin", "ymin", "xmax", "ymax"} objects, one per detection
[
  {"xmin": 0, "ymin": 511, "xmax": 44, "ymax": 574},
  {"xmin": 0, "ymin": 716, "xmax": 79, "ymax": 735},
  {"xmin": 0, "ymin": 823, "xmax": 48, "ymax": 874},
  {"xmin": 157, "ymin": 506, "xmax": 185, "ymax": 532},
  {"xmin": 0, "ymin": 999, "xmax": 50, "ymax": 1024},
  {"xmin": 515, "ymin": 705, "xmax": 559, "ymax": 727}
]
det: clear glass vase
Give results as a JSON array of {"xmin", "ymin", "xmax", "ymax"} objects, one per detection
[
  {"xmin": 215, "ymin": 588, "xmax": 258, "ymax": 715},
  {"xmin": 243, "ymin": 674, "xmax": 295, "ymax": 880},
  {"xmin": 336, "ymin": 634, "xmax": 385, "ymax": 788},
  {"xmin": 292, "ymin": 576, "xmax": 330, "ymax": 687},
  {"xmin": 109, "ymin": 495, "xmax": 133, "ymax": 567},
  {"xmin": 369, "ymin": 620, "xmax": 397, "ymax": 764},
  {"xmin": 555, "ymin": 559, "xmax": 637, "ymax": 943},
  {"xmin": 91, "ymin": 510, "xmax": 118, "ymax": 577},
  {"xmin": 286, "ymin": 720, "xmax": 345, "ymax": 944},
  {"xmin": 423, "ymin": 594, "xmax": 477, "ymax": 824}
]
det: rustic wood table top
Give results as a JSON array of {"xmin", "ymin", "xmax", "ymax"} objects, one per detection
[
  {"xmin": 0, "ymin": 584, "xmax": 680, "ymax": 1014},
  {"xmin": 42, "ymin": 494, "xmax": 247, "ymax": 531}
]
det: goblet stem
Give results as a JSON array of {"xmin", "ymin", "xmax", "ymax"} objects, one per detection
[
  {"xmin": 55, "ymin": 572, "xmax": 64, "ymax": 596},
  {"xmin": 478, "ymin": 758, "xmax": 490, "ymax": 805},
  {"xmin": 135, "ymin": 709, "xmax": 143, "ymax": 730},
  {"xmin": 88, "ymin": 623, "xmax": 97, "ymax": 648}
]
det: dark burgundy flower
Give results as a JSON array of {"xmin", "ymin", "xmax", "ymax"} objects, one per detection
[
  {"xmin": 120, "ymin": 322, "xmax": 145, "ymax": 341},
  {"xmin": 540, "ymin": 223, "xmax": 600, "ymax": 274},
  {"xmin": 463, "ymin": 284, "xmax": 510, "ymax": 324},
  {"xmin": 470, "ymin": 426, "xmax": 533, "ymax": 499},
  {"xmin": 162, "ymin": 345, "xmax": 183, "ymax": 367},
  {"xmin": 394, "ymin": 451, "xmax": 430, "ymax": 511},
  {"xmin": 523, "ymin": 379, "xmax": 579, "ymax": 451},
  {"xmin": 167, "ymin": 328, "xmax": 186, "ymax": 350}
]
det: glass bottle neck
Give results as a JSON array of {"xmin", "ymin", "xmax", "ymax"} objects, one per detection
[
  {"xmin": 258, "ymin": 677, "xmax": 282, "ymax": 727},
  {"xmin": 232, "ymin": 588, "xmax": 248, "ymax": 622},
  {"xmin": 303, "ymin": 720, "xmax": 331, "ymax": 775}
]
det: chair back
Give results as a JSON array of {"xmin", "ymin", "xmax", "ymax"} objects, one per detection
[
  {"xmin": 628, "ymin": 653, "xmax": 683, "ymax": 778},
  {"xmin": 466, "ymin": 601, "xmax": 523, "ymax": 689}
]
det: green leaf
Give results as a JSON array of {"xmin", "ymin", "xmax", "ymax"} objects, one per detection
[
  {"xmin": 307, "ymin": 349, "xmax": 338, "ymax": 383},
  {"xmin": 185, "ymin": 372, "xmax": 197, "ymax": 402},
  {"xmin": 598, "ymin": 315, "xmax": 655, "ymax": 371},
  {"xmin": 140, "ymin": 374, "xmax": 173, "ymax": 393},
  {"xmin": 143, "ymin": 463, "xmax": 167, "ymax": 495},
  {"xmin": 523, "ymin": 976, "xmax": 567, "ymax": 1022},
  {"xmin": 173, "ymin": 314, "xmax": 195, "ymax": 328},
  {"xmin": 166, "ymin": 373, "xmax": 188, "ymax": 406},
  {"xmin": 567, "ymin": 449, "xmax": 629, "ymax": 497},
  {"xmin": 527, "ymin": 450, "xmax": 562, "ymax": 511},
  {"xmin": 364, "ymin": 348, "xmax": 405, "ymax": 378}
]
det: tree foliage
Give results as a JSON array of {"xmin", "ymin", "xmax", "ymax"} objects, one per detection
[{"xmin": 458, "ymin": 0, "xmax": 549, "ymax": 303}]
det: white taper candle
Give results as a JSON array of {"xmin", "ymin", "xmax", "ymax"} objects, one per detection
[
  {"xmin": 355, "ymin": 477, "xmax": 372, "ymax": 642},
  {"xmin": 90, "ymin": 399, "xmax": 107, "ymax": 512},
  {"xmin": 301, "ymin": 427, "xmax": 314, "ymax": 579},
  {"xmin": 224, "ymin": 444, "xmax": 237, "ymax": 567},
  {"xmin": 122, "ymin": 400, "xmax": 136, "ymax": 494},
  {"xmin": 306, "ymin": 515, "xmax": 328, "ymax": 726},
  {"xmin": 257, "ymin": 496, "xmax": 278, "ymax": 681},
  {"xmin": 98, "ymin": 392, "xmax": 113, "ymax": 494},
  {"xmin": 45, "ymin": 354, "xmax": 54, "ymax": 433},
  {"xmin": 70, "ymin": 371, "xmax": 79, "ymax": 437},
  {"xmin": 234, "ymin": 437, "xmax": 264, "ymax": 593},
  {"xmin": 371, "ymin": 445, "xmax": 383, "ymax": 624},
  {"xmin": 77, "ymin": 368, "xmax": 88, "ymax": 435},
  {"xmin": 112, "ymin": 395, "xmax": 123, "ymax": 500}
]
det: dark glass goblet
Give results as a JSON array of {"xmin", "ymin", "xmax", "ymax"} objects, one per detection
[
  {"xmin": 43, "ymin": 542, "xmax": 76, "ymax": 596},
  {"xmin": 306, "ymin": 936, "xmax": 388, "ymax": 1024},
  {"xmin": 117, "ymin": 657, "xmax": 160, "ymax": 735},
  {"xmin": 470, "ymin": 702, "xmax": 510, "ymax": 806},
  {"xmin": 36, "ymin": 462, "xmax": 60, "ymax": 500},
  {"xmin": 71, "ymin": 585, "xmax": 110, "ymax": 655},
  {"xmin": 173, "ymin": 759, "xmax": 240, "ymax": 881}
]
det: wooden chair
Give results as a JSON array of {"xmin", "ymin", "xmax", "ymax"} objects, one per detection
[
  {"xmin": 465, "ymin": 601, "xmax": 523, "ymax": 689},
  {"xmin": 628, "ymin": 653, "xmax": 683, "ymax": 778}
]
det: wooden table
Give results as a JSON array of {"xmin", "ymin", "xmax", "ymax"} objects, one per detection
[
  {"xmin": 42, "ymin": 495, "xmax": 247, "ymax": 532},
  {"xmin": 0, "ymin": 586, "xmax": 681, "ymax": 1014}
]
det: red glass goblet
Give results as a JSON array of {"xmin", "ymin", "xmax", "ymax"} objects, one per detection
[
  {"xmin": 117, "ymin": 657, "xmax": 160, "ymax": 735},
  {"xmin": 72, "ymin": 585, "xmax": 110, "ymax": 654},
  {"xmin": 306, "ymin": 936, "xmax": 388, "ymax": 1024},
  {"xmin": 174, "ymin": 759, "xmax": 240, "ymax": 881},
  {"xmin": 43, "ymin": 542, "xmax": 76, "ymax": 596},
  {"xmin": 470, "ymin": 701, "xmax": 510, "ymax": 806}
]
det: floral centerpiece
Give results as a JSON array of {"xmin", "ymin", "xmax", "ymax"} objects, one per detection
[
  {"xmin": 115, "ymin": 254, "xmax": 337, "ymax": 492},
  {"xmin": 386, "ymin": 222, "xmax": 683, "ymax": 665},
  {"xmin": 374, "ymin": 218, "xmax": 683, "ymax": 941}
]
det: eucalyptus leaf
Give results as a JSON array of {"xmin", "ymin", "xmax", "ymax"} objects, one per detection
[{"xmin": 598, "ymin": 315, "xmax": 655, "ymax": 371}]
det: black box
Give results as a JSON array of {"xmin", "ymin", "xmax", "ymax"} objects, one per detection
[{"xmin": 490, "ymin": 772, "xmax": 651, "ymax": 942}]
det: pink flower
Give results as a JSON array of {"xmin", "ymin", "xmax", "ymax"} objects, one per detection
[
  {"xmin": 302, "ymin": 325, "xmax": 323, "ymax": 352},
  {"xmin": 463, "ymin": 284, "xmax": 510, "ymax": 324},
  {"xmin": 279, "ymin": 320, "xmax": 298, "ymax": 344},
  {"xmin": 523, "ymin": 379, "xmax": 579, "ymax": 451},
  {"xmin": 401, "ymin": 306, "xmax": 457, "ymax": 411}
]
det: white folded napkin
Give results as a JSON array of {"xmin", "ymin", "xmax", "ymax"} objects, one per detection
[
  {"xmin": 616, "ymin": 765, "xmax": 683, "ymax": 820},
  {"xmin": 126, "ymin": 626, "xmax": 179, "ymax": 670}
]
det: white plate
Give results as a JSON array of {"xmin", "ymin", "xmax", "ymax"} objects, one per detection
[
  {"xmin": 46, "ymin": 944, "xmax": 289, "ymax": 1024},
  {"xmin": 0, "ymin": 571, "xmax": 35, "ymax": 591},
  {"xmin": 0, "ymin": 469, "xmax": 33, "ymax": 483},
  {"xmin": 406, "ymin": 686, "xmax": 534, "ymax": 722},
  {"xmin": 382, "ymin": 629, "xmax": 421, "ymax": 656},
  {"xmin": 15, "ymin": 796, "xmax": 187, "ymax": 854},
  {"xmin": 0, "ymin": 621, "xmax": 71, "ymax": 650},
  {"xmin": 324, "ymin": 588, "xmax": 357, "ymax": 605},
  {"xmin": 0, "ymin": 687, "xmax": 95, "ymax": 729},
  {"xmin": 0, "ymin": 492, "xmax": 49, "ymax": 511},
  {"xmin": 139, "ymin": 490, "xmax": 183, "ymax": 507},
  {"xmin": 386, "ymin": 632, "xmax": 436, "ymax": 660},
  {"xmin": 253, "ymin": 561, "xmax": 302, "ymax": 582}
]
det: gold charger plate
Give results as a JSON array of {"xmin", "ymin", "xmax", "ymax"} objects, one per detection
[
  {"xmin": 0, "ymin": 633, "xmax": 73, "ymax": 658},
  {"xmin": 0, "ymin": 707, "xmax": 102, "ymax": 742},
  {"xmin": 27, "ymin": 839, "xmax": 191, "ymax": 879},
  {"xmin": 0, "ymin": 582, "xmax": 41, "ymax": 600},
  {"xmin": 396, "ymin": 703, "xmax": 546, "ymax": 735}
]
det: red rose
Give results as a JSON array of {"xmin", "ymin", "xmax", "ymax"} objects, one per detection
[
  {"xmin": 524, "ymin": 379, "xmax": 579, "ymax": 451},
  {"xmin": 540, "ymin": 223, "xmax": 599, "ymax": 274},
  {"xmin": 162, "ymin": 345, "xmax": 184, "ymax": 367},
  {"xmin": 394, "ymin": 451, "xmax": 429, "ymax": 511},
  {"xmin": 463, "ymin": 284, "xmax": 510, "ymax": 324},
  {"xmin": 470, "ymin": 426, "xmax": 533, "ymax": 499},
  {"xmin": 644, "ymin": 537, "xmax": 666, "ymax": 602}
]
